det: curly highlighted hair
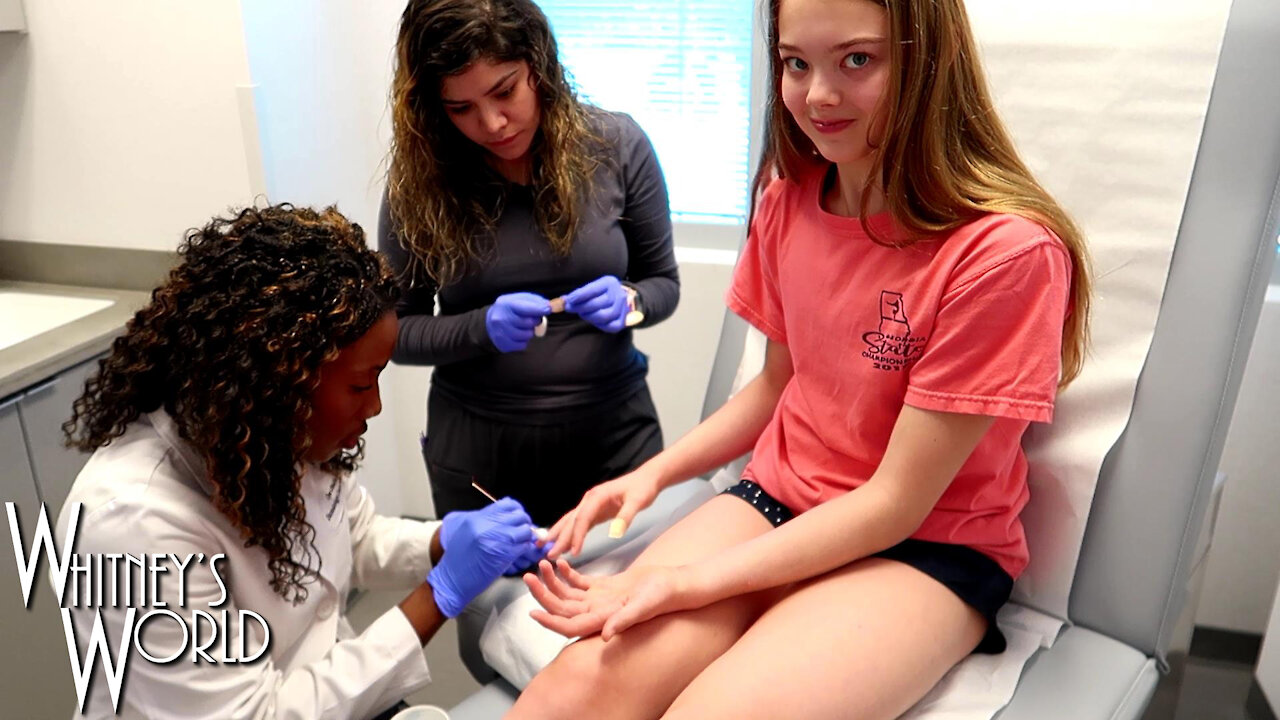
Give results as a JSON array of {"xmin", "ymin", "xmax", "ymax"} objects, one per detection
[
  {"xmin": 64, "ymin": 204, "xmax": 400, "ymax": 602},
  {"xmin": 387, "ymin": 0, "xmax": 603, "ymax": 286}
]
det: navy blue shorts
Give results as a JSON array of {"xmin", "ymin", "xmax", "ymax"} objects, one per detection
[{"xmin": 723, "ymin": 479, "xmax": 1013, "ymax": 654}]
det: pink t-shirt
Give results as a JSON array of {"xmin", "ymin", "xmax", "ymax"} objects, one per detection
[{"xmin": 728, "ymin": 169, "xmax": 1072, "ymax": 579}]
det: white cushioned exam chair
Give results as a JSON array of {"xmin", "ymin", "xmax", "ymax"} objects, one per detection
[{"xmin": 445, "ymin": 0, "xmax": 1280, "ymax": 716}]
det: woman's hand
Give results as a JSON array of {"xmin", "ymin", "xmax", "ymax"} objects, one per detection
[
  {"xmin": 542, "ymin": 466, "xmax": 663, "ymax": 558},
  {"xmin": 485, "ymin": 293, "xmax": 551, "ymax": 352},
  {"xmin": 427, "ymin": 498, "xmax": 540, "ymax": 617},
  {"xmin": 564, "ymin": 276, "xmax": 630, "ymax": 333},
  {"xmin": 524, "ymin": 558, "xmax": 705, "ymax": 641}
]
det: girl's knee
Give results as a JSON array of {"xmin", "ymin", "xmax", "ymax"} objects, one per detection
[{"xmin": 507, "ymin": 643, "xmax": 614, "ymax": 719}]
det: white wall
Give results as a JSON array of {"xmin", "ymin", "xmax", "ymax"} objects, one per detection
[
  {"xmin": 0, "ymin": 1, "xmax": 258, "ymax": 250},
  {"xmin": 239, "ymin": 0, "xmax": 409, "ymax": 515},
  {"xmin": 1196, "ymin": 288, "xmax": 1280, "ymax": 634},
  {"xmin": 239, "ymin": 0, "xmax": 404, "ymax": 225}
]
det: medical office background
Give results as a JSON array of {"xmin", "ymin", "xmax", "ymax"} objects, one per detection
[{"xmin": 0, "ymin": 0, "xmax": 1278, "ymax": 714}]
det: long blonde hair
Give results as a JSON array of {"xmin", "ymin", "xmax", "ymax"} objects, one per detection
[
  {"xmin": 753, "ymin": 0, "xmax": 1091, "ymax": 387},
  {"xmin": 388, "ymin": 0, "xmax": 602, "ymax": 287}
]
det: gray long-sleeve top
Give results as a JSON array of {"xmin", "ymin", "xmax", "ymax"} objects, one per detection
[{"xmin": 379, "ymin": 110, "xmax": 680, "ymax": 419}]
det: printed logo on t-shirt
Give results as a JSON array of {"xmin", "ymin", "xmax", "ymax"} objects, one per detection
[{"xmin": 861, "ymin": 291, "xmax": 928, "ymax": 372}]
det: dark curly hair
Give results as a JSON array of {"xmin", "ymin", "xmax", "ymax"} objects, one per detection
[{"xmin": 63, "ymin": 204, "xmax": 400, "ymax": 603}]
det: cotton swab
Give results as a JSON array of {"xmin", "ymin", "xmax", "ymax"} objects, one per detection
[{"xmin": 471, "ymin": 481, "xmax": 549, "ymax": 541}]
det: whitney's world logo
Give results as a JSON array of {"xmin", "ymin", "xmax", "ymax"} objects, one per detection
[{"xmin": 5, "ymin": 502, "xmax": 271, "ymax": 713}]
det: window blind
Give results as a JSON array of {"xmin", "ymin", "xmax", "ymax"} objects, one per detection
[{"xmin": 538, "ymin": 1, "xmax": 755, "ymax": 224}]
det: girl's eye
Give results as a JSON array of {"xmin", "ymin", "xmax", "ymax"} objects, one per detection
[
  {"xmin": 496, "ymin": 85, "xmax": 515, "ymax": 98},
  {"xmin": 444, "ymin": 104, "xmax": 471, "ymax": 115},
  {"xmin": 844, "ymin": 52, "xmax": 871, "ymax": 69},
  {"xmin": 351, "ymin": 384, "xmax": 374, "ymax": 393},
  {"xmin": 782, "ymin": 57, "xmax": 808, "ymax": 72}
]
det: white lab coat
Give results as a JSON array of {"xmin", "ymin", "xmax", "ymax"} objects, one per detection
[{"xmin": 54, "ymin": 410, "xmax": 441, "ymax": 719}]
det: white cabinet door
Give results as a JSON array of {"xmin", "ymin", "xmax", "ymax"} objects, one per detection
[
  {"xmin": 19, "ymin": 357, "xmax": 99, "ymax": 519},
  {"xmin": 1, "ymin": 397, "xmax": 75, "ymax": 718},
  {"xmin": 0, "ymin": 0, "xmax": 25, "ymax": 32}
]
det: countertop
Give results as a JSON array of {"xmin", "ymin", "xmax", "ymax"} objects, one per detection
[{"xmin": 0, "ymin": 280, "xmax": 150, "ymax": 401}]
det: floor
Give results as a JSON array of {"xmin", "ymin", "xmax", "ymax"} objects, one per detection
[
  {"xmin": 349, "ymin": 589, "xmax": 1270, "ymax": 718},
  {"xmin": 1143, "ymin": 654, "xmax": 1262, "ymax": 720}
]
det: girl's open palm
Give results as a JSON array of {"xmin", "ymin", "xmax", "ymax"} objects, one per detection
[{"xmin": 524, "ymin": 558, "xmax": 699, "ymax": 641}]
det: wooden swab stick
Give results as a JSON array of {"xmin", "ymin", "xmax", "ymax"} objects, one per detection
[
  {"xmin": 471, "ymin": 481, "xmax": 549, "ymax": 541},
  {"xmin": 470, "ymin": 481, "xmax": 499, "ymax": 503}
]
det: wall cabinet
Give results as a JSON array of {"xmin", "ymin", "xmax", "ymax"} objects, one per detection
[
  {"xmin": 0, "ymin": 0, "xmax": 25, "ymax": 32},
  {"xmin": 1, "ymin": 356, "xmax": 99, "ymax": 718}
]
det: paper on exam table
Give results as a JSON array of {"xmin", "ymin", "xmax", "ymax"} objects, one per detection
[
  {"xmin": 901, "ymin": 605, "xmax": 1060, "ymax": 720},
  {"xmin": 964, "ymin": 0, "xmax": 1232, "ymax": 621}
]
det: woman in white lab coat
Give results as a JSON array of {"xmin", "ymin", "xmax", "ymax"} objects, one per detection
[{"xmin": 57, "ymin": 204, "xmax": 542, "ymax": 719}]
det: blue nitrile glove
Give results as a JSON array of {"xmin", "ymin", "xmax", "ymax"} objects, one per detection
[
  {"xmin": 485, "ymin": 293, "xmax": 551, "ymax": 353},
  {"xmin": 503, "ymin": 537, "xmax": 553, "ymax": 576},
  {"xmin": 563, "ymin": 276, "xmax": 630, "ymax": 334},
  {"xmin": 428, "ymin": 498, "xmax": 540, "ymax": 617}
]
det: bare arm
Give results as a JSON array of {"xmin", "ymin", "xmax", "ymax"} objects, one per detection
[
  {"xmin": 398, "ymin": 580, "xmax": 448, "ymax": 645},
  {"xmin": 647, "ymin": 339, "xmax": 794, "ymax": 490},
  {"xmin": 551, "ymin": 339, "xmax": 794, "ymax": 555},
  {"xmin": 685, "ymin": 406, "xmax": 994, "ymax": 604}
]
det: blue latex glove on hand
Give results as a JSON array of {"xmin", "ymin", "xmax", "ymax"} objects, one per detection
[
  {"xmin": 486, "ymin": 293, "xmax": 551, "ymax": 353},
  {"xmin": 563, "ymin": 276, "xmax": 629, "ymax": 334},
  {"xmin": 438, "ymin": 497, "xmax": 551, "ymax": 576},
  {"xmin": 428, "ymin": 498, "xmax": 540, "ymax": 618},
  {"xmin": 504, "ymin": 536, "xmax": 553, "ymax": 577}
]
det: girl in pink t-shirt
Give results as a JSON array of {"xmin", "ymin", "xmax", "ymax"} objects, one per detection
[{"xmin": 511, "ymin": 0, "xmax": 1092, "ymax": 718}]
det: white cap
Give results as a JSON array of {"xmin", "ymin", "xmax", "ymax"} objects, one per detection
[{"xmin": 391, "ymin": 706, "xmax": 450, "ymax": 720}]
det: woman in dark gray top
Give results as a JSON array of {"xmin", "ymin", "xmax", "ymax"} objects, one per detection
[{"xmin": 379, "ymin": 0, "xmax": 679, "ymax": 528}]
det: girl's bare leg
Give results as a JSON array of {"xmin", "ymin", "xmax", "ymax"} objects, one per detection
[
  {"xmin": 660, "ymin": 557, "xmax": 988, "ymax": 720},
  {"xmin": 504, "ymin": 494, "xmax": 778, "ymax": 720}
]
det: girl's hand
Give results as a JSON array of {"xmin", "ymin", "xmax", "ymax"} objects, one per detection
[
  {"xmin": 541, "ymin": 467, "xmax": 663, "ymax": 558},
  {"xmin": 524, "ymin": 558, "xmax": 704, "ymax": 641}
]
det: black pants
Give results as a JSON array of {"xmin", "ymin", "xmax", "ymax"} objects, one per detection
[{"xmin": 421, "ymin": 386, "xmax": 664, "ymax": 527}]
